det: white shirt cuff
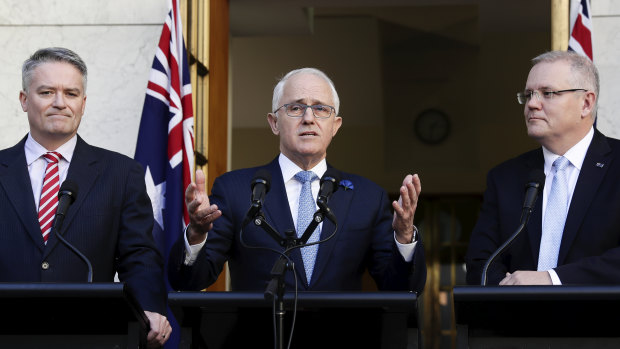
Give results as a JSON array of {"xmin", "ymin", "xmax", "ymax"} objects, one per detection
[
  {"xmin": 548, "ymin": 269, "xmax": 562, "ymax": 285},
  {"xmin": 394, "ymin": 226, "xmax": 418, "ymax": 262},
  {"xmin": 183, "ymin": 224, "xmax": 207, "ymax": 266}
]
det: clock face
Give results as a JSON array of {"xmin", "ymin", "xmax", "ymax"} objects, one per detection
[{"xmin": 414, "ymin": 109, "xmax": 450, "ymax": 145}]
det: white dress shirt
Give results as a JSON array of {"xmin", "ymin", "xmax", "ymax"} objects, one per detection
[
  {"xmin": 25, "ymin": 133, "xmax": 77, "ymax": 208},
  {"xmin": 541, "ymin": 127, "xmax": 594, "ymax": 284}
]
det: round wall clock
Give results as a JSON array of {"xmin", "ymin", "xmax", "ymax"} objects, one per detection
[{"xmin": 414, "ymin": 109, "xmax": 451, "ymax": 145}]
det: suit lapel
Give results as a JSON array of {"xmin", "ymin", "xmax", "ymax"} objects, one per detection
[
  {"xmin": 526, "ymin": 149, "xmax": 545, "ymax": 262},
  {"xmin": 0, "ymin": 137, "xmax": 45, "ymax": 251},
  {"xmin": 44, "ymin": 136, "xmax": 100, "ymax": 256},
  {"xmin": 558, "ymin": 130, "xmax": 611, "ymax": 264},
  {"xmin": 310, "ymin": 167, "xmax": 353, "ymax": 285}
]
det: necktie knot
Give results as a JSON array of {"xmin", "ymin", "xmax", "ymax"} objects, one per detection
[
  {"xmin": 553, "ymin": 156, "xmax": 570, "ymax": 172},
  {"xmin": 294, "ymin": 171, "xmax": 318, "ymax": 184},
  {"xmin": 43, "ymin": 151, "xmax": 61, "ymax": 164}
]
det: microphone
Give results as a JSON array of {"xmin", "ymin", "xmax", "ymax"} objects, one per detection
[
  {"xmin": 520, "ymin": 170, "xmax": 546, "ymax": 223},
  {"xmin": 54, "ymin": 180, "xmax": 78, "ymax": 233},
  {"xmin": 481, "ymin": 169, "xmax": 545, "ymax": 285},
  {"xmin": 242, "ymin": 169, "xmax": 271, "ymax": 226},
  {"xmin": 53, "ymin": 180, "xmax": 93, "ymax": 282},
  {"xmin": 316, "ymin": 169, "xmax": 340, "ymax": 222},
  {"xmin": 251, "ymin": 169, "xmax": 271, "ymax": 205}
]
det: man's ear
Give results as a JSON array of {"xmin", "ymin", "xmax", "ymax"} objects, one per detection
[
  {"xmin": 332, "ymin": 116, "xmax": 343, "ymax": 137},
  {"xmin": 19, "ymin": 90, "xmax": 28, "ymax": 112},
  {"xmin": 267, "ymin": 113, "xmax": 279, "ymax": 135},
  {"xmin": 81, "ymin": 94, "xmax": 87, "ymax": 115},
  {"xmin": 582, "ymin": 91, "xmax": 596, "ymax": 119}
]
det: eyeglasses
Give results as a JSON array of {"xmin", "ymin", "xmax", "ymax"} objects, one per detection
[
  {"xmin": 273, "ymin": 103, "xmax": 335, "ymax": 119},
  {"xmin": 516, "ymin": 89, "xmax": 588, "ymax": 105}
]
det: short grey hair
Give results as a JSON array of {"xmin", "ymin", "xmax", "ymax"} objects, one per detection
[
  {"xmin": 532, "ymin": 50, "xmax": 599, "ymax": 117},
  {"xmin": 22, "ymin": 47, "xmax": 88, "ymax": 93},
  {"xmin": 272, "ymin": 67, "xmax": 340, "ymax": 115}
]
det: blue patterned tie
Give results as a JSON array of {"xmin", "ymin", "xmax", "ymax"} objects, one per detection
[
  {"xmin": 538, "ymin": 156, "xmax": 570, "ymax": 271},
  {"xmin": 294, "ymin": 171, "xmax": 320, "ymax": 283}
]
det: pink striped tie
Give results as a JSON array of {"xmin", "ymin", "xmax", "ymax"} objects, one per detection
[{"xmin": 38, "ymin": 152, "xmax": 61, "ymax": 244}]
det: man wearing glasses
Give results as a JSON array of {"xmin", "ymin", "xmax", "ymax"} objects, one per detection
[
  {"xmin": 466, "ymin": 50, "xmax": 620, "ymax": 285},
  {"xmin": 169, "ymin": 68, "xmax": 426, "ymax": 294}
]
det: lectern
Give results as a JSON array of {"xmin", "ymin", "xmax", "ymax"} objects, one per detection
[
  {"xmin": 169, "ymin": 291, "xmax": 419, "ymax": 349},
  {"xmin": 0, "ymin": 283, "xmax": 149, "ymax": 348},
  {"xmin": 454, "ymin": 285, "xmax": 620, "ymax": 349}
]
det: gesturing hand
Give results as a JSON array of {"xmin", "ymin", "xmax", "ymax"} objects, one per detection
[
  {"xmin": 392, "ymin": 174, "xmax": 421, "ymax": 244},
  {"xmin": 185, "ymin": 169, "xmax": 221, "ymax": 245}
]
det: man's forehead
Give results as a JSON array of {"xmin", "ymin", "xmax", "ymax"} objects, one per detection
[
  {"xmin": 526, "ymin": 61, "xmax": 570, "ymax": 87},
  {"xmin": 30, "ymin": 62, "xmax": 84, "ymax": 88},
  {"xmin": 282, "ymin": 73, "xmax": 333, "ymax": 103}
]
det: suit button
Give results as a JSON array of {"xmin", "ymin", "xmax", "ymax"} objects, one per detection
[{"xmin": 41, "ymin": 261, "xmax": 49, "ymax": 270}]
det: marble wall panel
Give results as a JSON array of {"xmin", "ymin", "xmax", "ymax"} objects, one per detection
[{"xmin": 0, "ymin": 0, "xmax": 167, "ymax": 157}]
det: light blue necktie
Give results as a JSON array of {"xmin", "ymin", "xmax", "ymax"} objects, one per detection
[
  {"xmin": 294, "ymin": 171, "xmax": 320, "ymax": 284},
  {"xmin": 538, "ymin": 156, "xmax": 570, "ymax": 271}
]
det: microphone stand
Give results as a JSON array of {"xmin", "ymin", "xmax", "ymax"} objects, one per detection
[
  {"xmin": 480, "ymin": 204, "xmax": 536, "ymax": 286},
  {"xmin": 251, "ymin": 209, "xmax": 327, "ymax": 349},
  {"xmin": 54, "ymin": 227, "xmax": 94, "ymax": 283}
]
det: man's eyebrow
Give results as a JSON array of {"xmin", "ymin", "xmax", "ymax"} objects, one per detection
[
  {"xmin": 35, "ymin": 85, "xmax": 82, "ymax": 93},
  {"xmin": 293, "ymin": 98, "xmax": 327, "ymax": 105}
]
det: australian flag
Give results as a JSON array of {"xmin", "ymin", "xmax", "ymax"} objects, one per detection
[
  {"xmin": 134, "ymin": 0, "xmax": 194, "ymax": 346},
  {"xmin": 568, "ymin": 0, "xmax": 593, "ymax": 60}
]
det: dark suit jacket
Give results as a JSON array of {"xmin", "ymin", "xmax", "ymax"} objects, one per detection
[
  {"xmin": 0, "ymin": 135, "xmax": 166, "ymax": 313},
  {"xmin": 466, "ymin": 130, "xmax": 620, "ymax": 285},
  {"xmin": 169, "ymin": 158, "xmax": 426, "ymax": 293}
]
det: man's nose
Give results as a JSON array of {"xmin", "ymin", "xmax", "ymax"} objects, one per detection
[
  {"xmin": 52, "ymin": 93, "xmax": 67, "ymax": 108},
  {"xmin": 527, "ymin": 91, "xmax": 542, "ymax": 109},
  {"xmin": 301, "ymin": 106, "xmax": 315, "ymax": 122}
]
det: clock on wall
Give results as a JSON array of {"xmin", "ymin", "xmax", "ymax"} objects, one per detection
[{"xmin": 414, "ymin": 108, "xmax": 451, "ymax": 145}]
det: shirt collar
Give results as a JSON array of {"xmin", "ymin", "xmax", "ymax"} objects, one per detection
[
  {"xmin": 542, "ymin": 127, "xmax": 594, "ymax": 174},
  {"xmin": 278, "ymin": 153, "xmax": 327, "ymax": 183},
  {"xmin": 25, "ymin": 133, "xmax": 77, "ymax": 165}
]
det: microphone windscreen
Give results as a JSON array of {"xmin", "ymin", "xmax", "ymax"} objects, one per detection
[
  {"xmin": 321, "ymin": 168, "xmax": 341, "ymax": 193},
  {"xmin": 323, "ymin": 168, "xmax": 340, "ymax": 181},
  {"xmin": 251, "ymin": 169, "xmax": 271, "ymax": 193},
  {"xmin": 528, "ymin": 169, "xmax": 546, "ymax": 191},
  {"xmin": 322, "ymin": 168, "xmax": 341, "ymax": 183},
  {"xmin": 59, "ymin": 179, "xmax": 79, "ymax": 201}
]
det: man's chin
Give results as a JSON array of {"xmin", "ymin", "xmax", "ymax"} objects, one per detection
[{"xmin": 526, "ymin": 128, "xmax": 546, "ymax": 141}]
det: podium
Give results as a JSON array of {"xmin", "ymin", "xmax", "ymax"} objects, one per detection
[
  {"xmin": 454, "ymin": 285, "xmax": 620, "ymax": 349},
  {"xmin": 169, "ymin": 291, "xmax": 419, "ymax": 349},
  {"xmin": 0, "ymin": 283, "xmax": 149, "ymax": 348}
]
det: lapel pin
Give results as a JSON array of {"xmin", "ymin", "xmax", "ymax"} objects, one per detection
[{"xmin": 596, "ymin": 163, "xmax": 605, "ymax": 168}]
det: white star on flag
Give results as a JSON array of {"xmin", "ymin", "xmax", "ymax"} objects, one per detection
[{"xmin": 144, "ymin": 166, "xmax": 166, "ymax": 229}]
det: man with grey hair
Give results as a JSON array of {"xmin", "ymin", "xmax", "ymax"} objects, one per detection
[
  {"xmin": 0, "ymin": 47, "xmax": 171, "ymax": 347},
  {"xmin": 169, "ymin": 67, "xmax": 426, "ymax": 294},
  {"xmin": 466, "ymin": 50, "xmax": 620, "ymax": 285}
]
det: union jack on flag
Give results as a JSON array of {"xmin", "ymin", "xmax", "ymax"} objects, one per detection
[{"xmin": 568, "ymin": 0, "xmax": 593, "ymax": 60}]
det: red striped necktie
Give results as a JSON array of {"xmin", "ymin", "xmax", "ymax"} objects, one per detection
[{"xmin": 38, "ymin": 152, "xmax": 61, "ymax": 244}]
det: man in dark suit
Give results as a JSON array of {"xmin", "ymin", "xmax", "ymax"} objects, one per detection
[
  {"xmin": 169, "ymin": 68, "xmax": 426, "ymax": 293},
  {"xmin": 466, "ymin": 50, "xmax": 620, "ymax": 285},
  {"xmin": 0, "ymin": 47, "xmax": 171, "ymax": 347}
]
